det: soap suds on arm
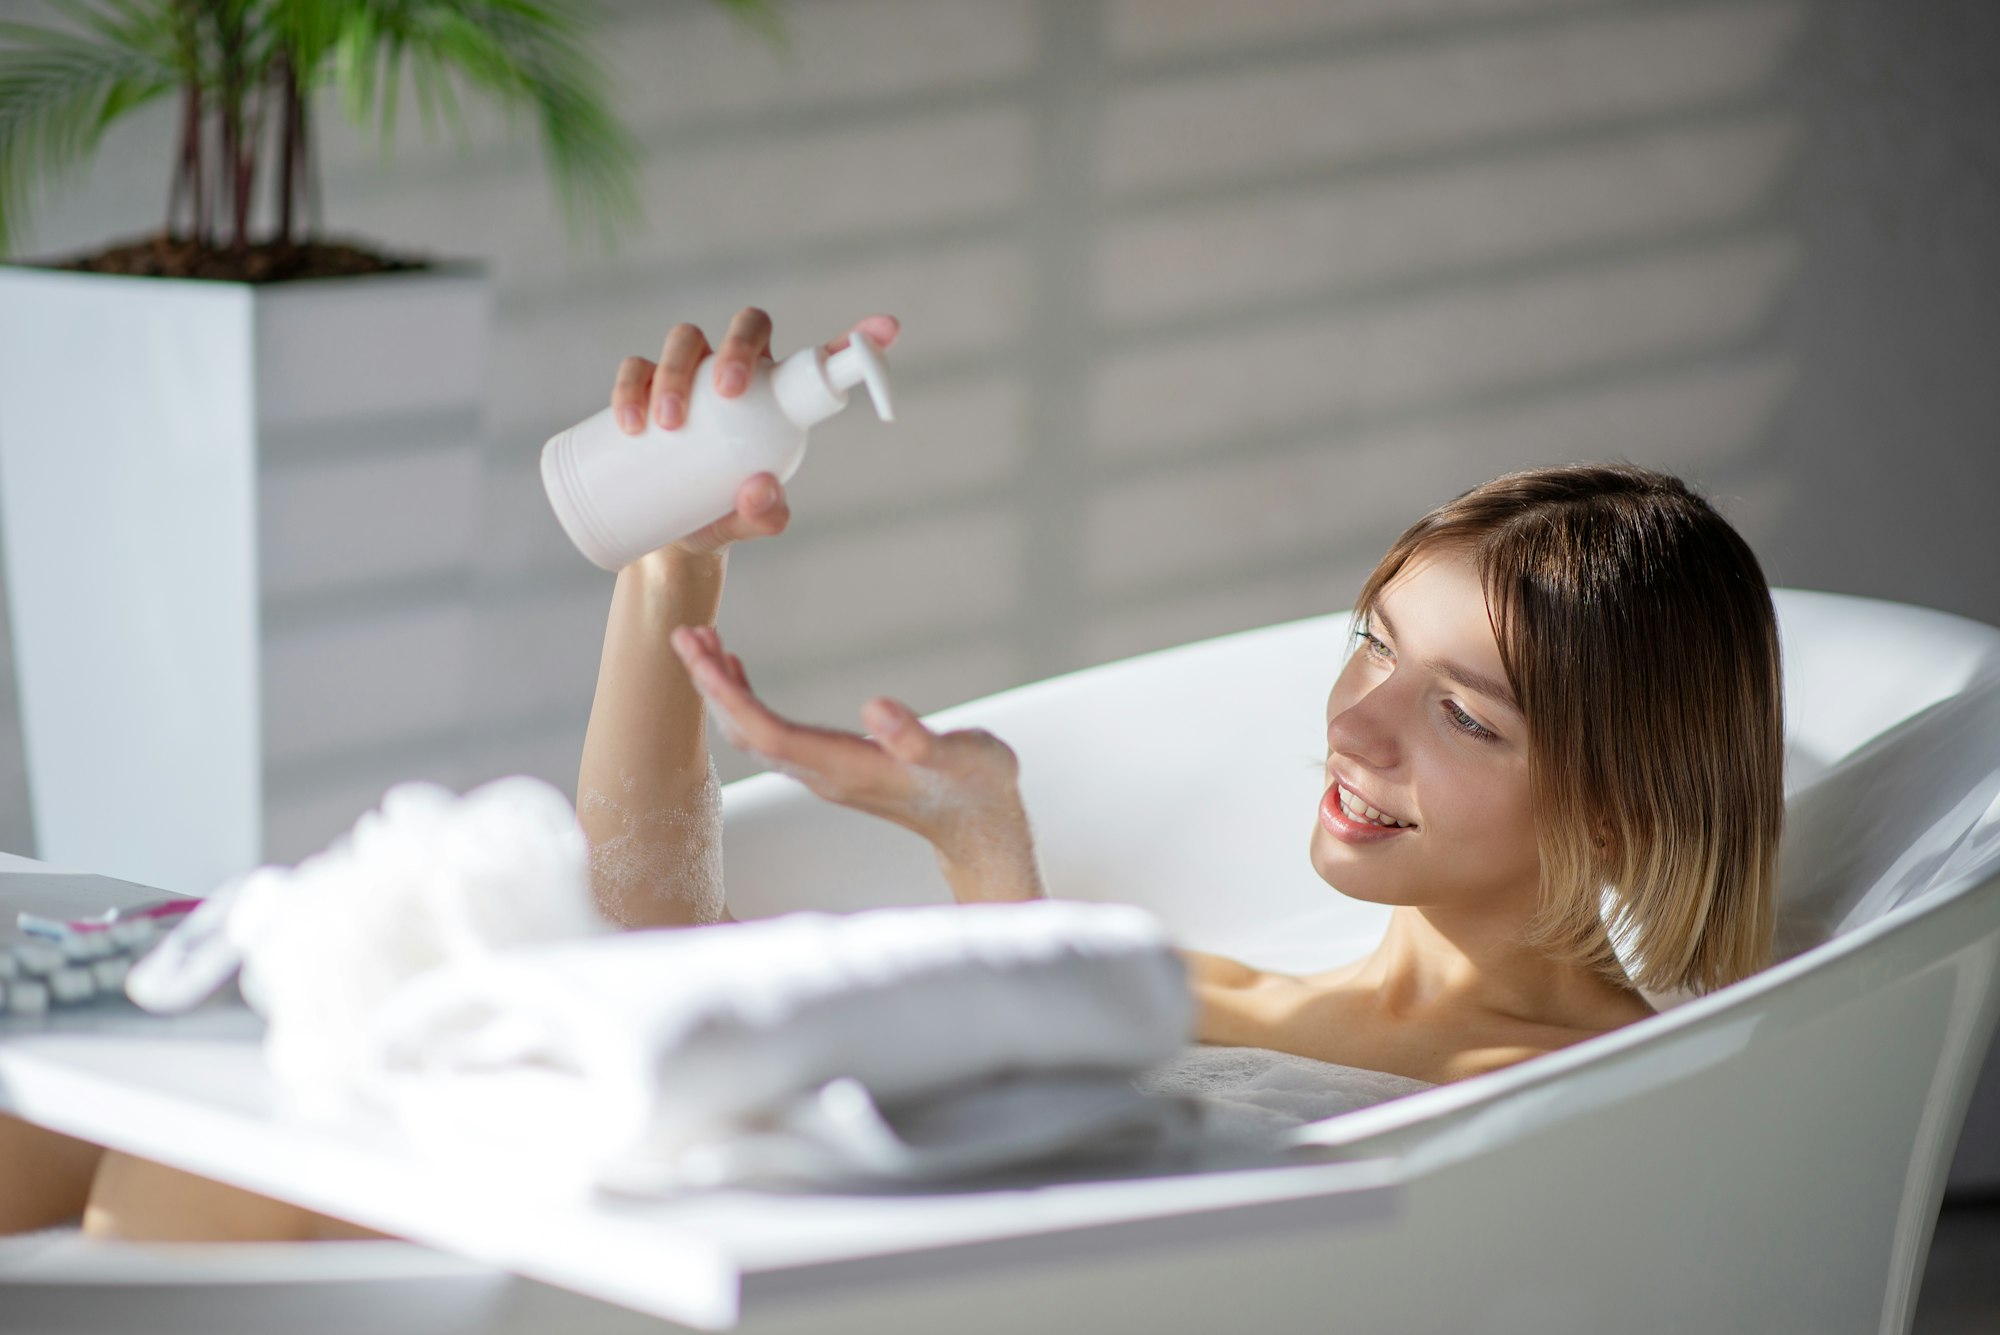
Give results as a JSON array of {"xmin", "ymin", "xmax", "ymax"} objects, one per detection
[
  {"xmin": 907, "ymin": 765, "xmax": 1048, "ymax": 904},
  {"xmin": 581, "ymin": 754, "xmax": 726, "ymax": 928}
]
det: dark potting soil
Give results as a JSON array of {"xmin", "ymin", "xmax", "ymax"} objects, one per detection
[{"xmin": 23, "ymin": 233, "xmax": 433, "ymax": 284}]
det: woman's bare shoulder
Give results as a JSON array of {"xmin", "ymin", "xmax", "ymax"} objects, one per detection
[
  {"xmin": 1563, "ymin": 988, "xmax": 1658, "ymax": 1038},
  {"xmin": 1174, "ymin": 948, "xmax": 1289, "ymax": 990},
  {"xmin": 1437, "ymin": 993, "xmax": 1657, "ymax": 1083},
  {"xmin": 1172, "ymin": 951, "xmax": 1658, "ymax": 1084}
]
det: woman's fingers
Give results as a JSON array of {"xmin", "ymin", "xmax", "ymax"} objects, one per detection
[
  {"xmin": 653, "ymin": 323, "xmax": 711, "ymax": 430},
  {"xmin": 823, "ymin": 314, "xmax": 900, "ymax": 358},
  {"xmin": 714, "ymin": 307, "xmax": 774, "ymax": 399},
  {"xmin": 680, "ymin": 631, "xmax": 960, "ymax": 786},
  {"xmin": 627, "ymin": 309, "xmax": 893, "ymax": 437},
  {"xmin": 685, "ymin": 626, "xmax": 752, "ymax": 690},
  {"xmin": 664, "ymin": 473, "xmax": 789, "ymax": 557},
  {"xmin": 611, "ymin": 356, "xmax": 654, "ymax": 436},
  {"xmin": 670, "ymin": 628, "xmax": 1023, "ymax": 854},
  {"xmin": 672, "ymin": 629, "xmax": 832, "ymax": 756},
  {"xmin": 671, "ymin": 627, "xmax": 781, "ymax": 750},
  {"xmin": 862, "ymin": 696, "xmax": 937, "ymax": 765},
  {"xmin": 732, "ymin": 472, "xmax": 789, "ymax": 537},
  {"xmin": 670, "ymin": 629, "xmax": 913, "ymax": 795}
]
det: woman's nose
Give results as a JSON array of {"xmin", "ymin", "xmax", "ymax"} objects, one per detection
[{"xmin": 1328, "ymin": 683, "xmax": 1401, "ymax": 769}]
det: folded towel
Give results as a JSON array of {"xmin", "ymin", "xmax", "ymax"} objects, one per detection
[
  {"xmin": 709, "ymin": 1067, "xmax": 1201, "ymax": 1190},
  {"xmin": 363, "ymin": 900, "xmax": 1201, "ymax": 1191},
  {"xmin": 127, "ymin": 774, "xmax": 1203, "ymax": 1189}
]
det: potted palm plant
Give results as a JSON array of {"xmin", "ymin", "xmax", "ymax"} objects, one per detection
[{"xmin": 0, "ymin": 0, "xmax": 779, "ymax": 894}]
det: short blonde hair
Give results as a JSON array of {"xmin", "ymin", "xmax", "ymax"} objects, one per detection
[{"xmin": 1349, "ymin": 463, "xmax": 1783, "ymax": 996}]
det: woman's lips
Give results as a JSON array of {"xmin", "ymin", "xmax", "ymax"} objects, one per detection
[{"xmin": 1319, "ymin": 782, "xmax": 1417, "ymax": 844}]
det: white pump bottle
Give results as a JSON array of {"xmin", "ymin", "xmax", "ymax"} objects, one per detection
[{"xmin": 541, "ymin": 329, "xmax": 894, "ymax": 571}]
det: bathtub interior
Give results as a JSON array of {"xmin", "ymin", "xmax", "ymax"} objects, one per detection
[
  {"xmin": 1773, "ymin": 648, "xmax": 2000, "ymax": 960},
  {"xmin": 720, "ymin": 588, "xmax": 2000, "ymax": 1001}
]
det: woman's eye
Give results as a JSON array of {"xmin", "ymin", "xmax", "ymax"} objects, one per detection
[
  {"xmin": 1444, "ymin": 700, "xmax": 1497, "ymax": 741},
  {"xmin": 1353, "ymin": 626, "xmax": 1499, "ymax": 742}
]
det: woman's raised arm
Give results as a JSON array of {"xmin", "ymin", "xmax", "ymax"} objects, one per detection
[
  {"xmin": 578, "ymin": 544, "xmax": 739, "ymax": 928},
  {"xmin": 574, "ymin": 309, "xmax": 900, "ymax": 928}
]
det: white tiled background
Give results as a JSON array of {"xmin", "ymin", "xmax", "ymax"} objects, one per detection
[
  {"xmin": 3, "ymin": 0, "xmax": 1999, "ymax": 1044},
  {"xmin": 8, "ymin": 0, "xmax": 1997, "ymax": 827}
]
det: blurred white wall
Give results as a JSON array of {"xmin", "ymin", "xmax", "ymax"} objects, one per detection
[
  {"xmin": 1, "ymin": 0, "xmax": 1994, "ymax": 847},
  {"xmin": 0, "ymin": 0, "xmax": 1997, "ymax": 1181}
]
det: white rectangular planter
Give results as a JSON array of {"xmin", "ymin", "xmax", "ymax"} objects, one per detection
[{"xmin": 0, "ymin": 262, "xmax": 491, "ymax": 894}]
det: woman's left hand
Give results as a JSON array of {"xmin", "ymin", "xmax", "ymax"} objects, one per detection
[{"xmin": 668, "ymin": 626, "xmax": 1046, "ymax": 902}]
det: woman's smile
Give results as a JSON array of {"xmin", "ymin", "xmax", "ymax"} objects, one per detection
[{"xmin": 1319, "ymin": 778, "xmax": 1419, "ymax": 844}]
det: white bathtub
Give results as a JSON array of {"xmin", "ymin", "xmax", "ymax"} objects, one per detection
[{"xmin": 4, "ymin": 586, "xmax": 1997, "ymax": 1335}]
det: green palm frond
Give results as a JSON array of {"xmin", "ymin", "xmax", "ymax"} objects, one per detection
[
  {"xmin": 445, "ymin": 0, "xmax": 643, "ymax": 250},
  {"xmin": 267, "ymin": 0, "xmax": 353, "ymax": 77},
  {"xmin": 0, "ymin": 0, "xmax": 788, "ymax": 261},
  {"xmin": 0, "ymin": 4, "xmax": 181, "ymax": 256},
  {"xmin": 710, "ymin": 0, "xmax": 790, "ymax": 59},
  {"xmin": 320, "ymin": 0, "xmax": 644, "ymax": 250}
]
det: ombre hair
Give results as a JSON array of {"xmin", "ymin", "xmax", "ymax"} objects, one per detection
[{"xmin": 1348, "ymin": 463, "xmax": 1783, "ymax": 997}]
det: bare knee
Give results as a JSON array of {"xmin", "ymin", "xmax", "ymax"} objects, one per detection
[
  {"xmin": 80, "ymin": 1149, "xmax": 394, "ymax": 1242},
  {"xmin": 0, "ymin": 1113, "xmax": 105, "ymax": 1234},
  {"xmin": 83, "ymin": 1149, "xmax": 323, "ymax": 1242}
]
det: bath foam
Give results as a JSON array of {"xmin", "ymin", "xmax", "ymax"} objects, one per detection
[
  {"xmin": 121, "ymin": 775, "xmax": 612, "ymax": 1117},
  {"xmin": 1133, "ymin": 1044, "xmax": 1437, "ymax": 1150},
  {"xmin": 581, "ymin": 755, "xmax": 726, "ymax": 928}
]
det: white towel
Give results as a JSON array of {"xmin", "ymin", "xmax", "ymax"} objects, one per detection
[
  {"xmin": 126, "ymin": 774, "xmax": 1203, "ymax": 1189},
  {"xmin": 362, "ymin": 900, "xmax": 1202, "ymax": 1192}
]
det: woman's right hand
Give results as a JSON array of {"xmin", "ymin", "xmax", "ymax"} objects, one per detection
[
  {"xmin": 669, "ymin": 624, "xmax": 1046, "ymax": 903},
  {"xmin": 610, "ymin": 307, "xmax": 902, "ymax": 560}
]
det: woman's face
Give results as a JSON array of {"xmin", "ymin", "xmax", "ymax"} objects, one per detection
[{"xmin": 1310, "ymin": 546, "xmax": 1541, "ymax": 917}]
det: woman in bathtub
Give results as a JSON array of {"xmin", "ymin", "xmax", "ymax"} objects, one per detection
[
  {"xmin": 8, "ymin": 305, "xmax": 1781, "ymax": 1239},
  {"xmin": 584, "ymin": 307, "xmax": 1781, "ymax": 1087}
]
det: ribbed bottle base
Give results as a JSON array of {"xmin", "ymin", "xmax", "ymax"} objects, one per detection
[{"xmin": 540, "ymin": 429, "xmax": 627, "ymax": 571}]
